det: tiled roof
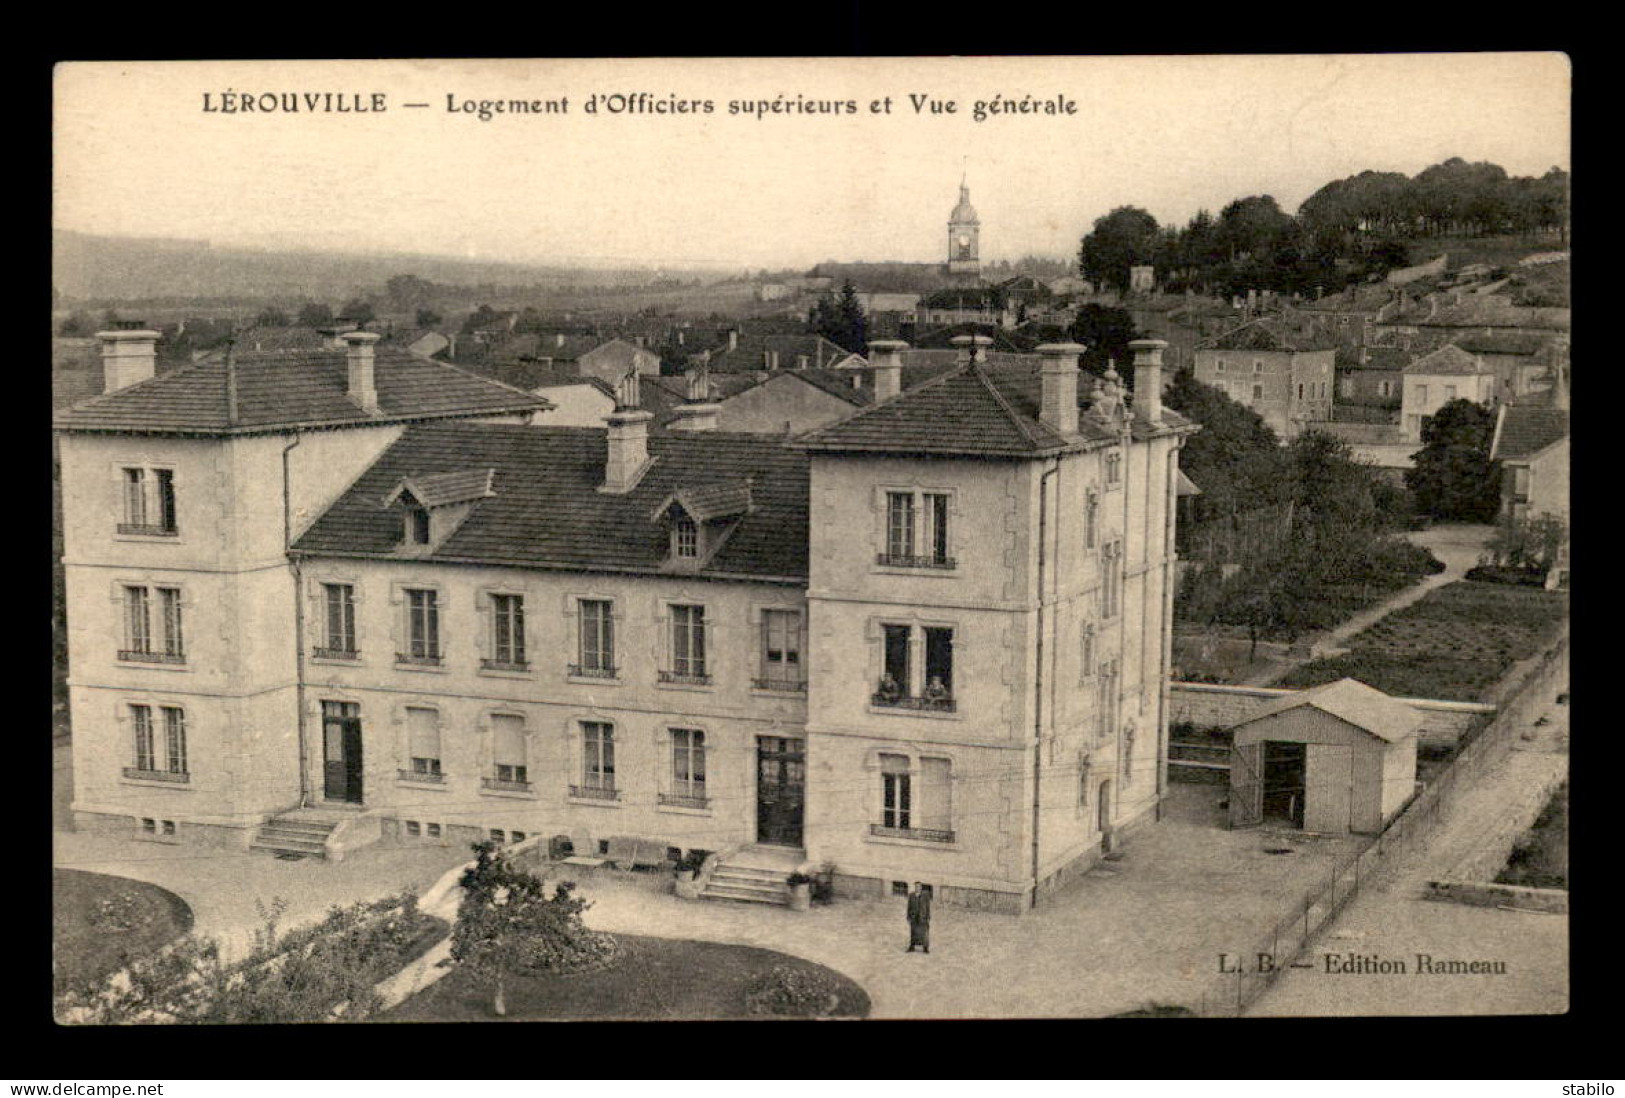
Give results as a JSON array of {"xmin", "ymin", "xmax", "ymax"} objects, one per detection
[
  {"xmin": 785, "ymin": 368, "xmax": 871, "ymax": 407},
  {"xmin": 1404, "ymin": 344, "xmax": 1489, "ymax": 376},
  {"xmin": 1203, "ymin": 319, "xmax": 1338, "ymax": 353},
  {"xmin": 386, "ymin": 468, "xmax": 496, "ymax": 509},
  {"xmin": 653, "ymin": 479, "xmax": 753, "ymax": 523},
  {"xmin": 1491, "ymin": 405, "xmax": 1569, "ymax": 462},
  {"xmin": 293, "ymin": 422, "xmax": 810, "ymax": 581},
  {"xmin": 53, "ymin": 347, "xmax": 550, "ymax": 435},
  {"xmin": 1449, "ymin": 331, "xmax": 1557, "ymax": 357},
  {"xmin": 1335, "ymin": 345, "xmax": 1413, "ymax": 372},
  {"xmin": 1239, "ymin": 678, "xmax": 1422, "ymax": 743},
  {"xmin": 794, "ymin": 361, "xmax": 1194, "ymax": 457},
  {"xmin": 705, "ymin": 334, "xmax": 852, "ymax": 373}
]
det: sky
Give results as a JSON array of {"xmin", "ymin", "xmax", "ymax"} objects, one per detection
[{"xmin": 54, "ymin": 55, "xmax": 1571, "ymax": 271}]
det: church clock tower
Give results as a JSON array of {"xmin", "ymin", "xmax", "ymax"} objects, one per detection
[{"xmin": 946, "ymin": 177, "xmax": 981, "ymax": 283}]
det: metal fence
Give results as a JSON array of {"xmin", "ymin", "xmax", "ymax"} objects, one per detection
[{"xmin": 1188, "ymin": 629, "xmax": 1568, "ymax": 1017}]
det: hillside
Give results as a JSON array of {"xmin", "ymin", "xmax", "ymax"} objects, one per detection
[{"xmin": 52, "ymin": 231, "xmax": 738, "ymax": 304}]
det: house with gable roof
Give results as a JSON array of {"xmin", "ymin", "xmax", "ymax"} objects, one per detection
[
  {"xmin": 1193, "ymin": 318, "xmax": 1336, "ymax": 440},
  {"xmin": 1400, "ymin": 343, "xmax": 1495, "ymax": 441}
]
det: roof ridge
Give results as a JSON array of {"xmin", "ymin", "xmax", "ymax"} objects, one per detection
[{"xmin": 969, "ymin": 361, "xmax": 1049, "ymax": 447}]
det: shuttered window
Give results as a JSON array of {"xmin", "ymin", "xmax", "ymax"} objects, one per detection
[
  {"xmin": 492, "ymin": 714, "xmax": 526, "ymax": 784},
  {"xmin": 407, "ymin": 707, "xmax": 441, "ymax": 776}
]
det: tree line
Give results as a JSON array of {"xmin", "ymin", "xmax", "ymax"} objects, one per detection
[{"xmin": 1079, "ymin": 158, "xmax": 1569, "ymax": 299}]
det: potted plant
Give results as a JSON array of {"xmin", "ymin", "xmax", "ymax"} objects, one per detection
[
  {"xmin": 810, "ymin": 862, "xmax": 836, "ymax": 905},
  {"xmin": 786, "ymin": 871, "xmax": 813, "ymax": 911},
  {"xmin": 675, "ymin": 849, "xmax": 710, "ymax": 901}
]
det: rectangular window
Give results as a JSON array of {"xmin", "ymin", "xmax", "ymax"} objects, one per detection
[
  {"xmin": 158, "ymin": 588, "xmax": 183, "ymax": 658},
  {"xmin": 671, "ymin": 728, "xmax": 706, "ymax": 801},
  {"xmin": 492, "ymin": 714, "xmax": 527, "ymax": 786},
  {"xmin": 411, "ymin": 508, "xmax": 431, "ymax": 545},
  {"xmin": 162, "ymin": 707, "xmax": 187, "ymax": 775},
  {"xmin": 1406, "ymin": 414, "xmax": 1423, "ymax": 435},
  {"xmin": 155, "ymin": 469, "xmax": 177, "ymax": 533},
  {"xmin": 406, "ymin": 707, "xmax": 441, "ymax": 778},
  {"xmin": 1215, "ymin": 359, "xmax": 1226, "ymax": 373},
  {"xmin": 881, "ymin": 624, "xmax": 911, "ymax": 697},
  {"xmin": 923, "ymin": 627, "xmax": 954, "ymax": 699},
  {"xmin": 759, "ymin": 609, "xmax": 803, "ymax": 688},
  {"xmin": 1251, "ymin": 384, "xmax": 1263, "ymax": 402},
  {"xmin": 1080, "ymin": 623, "xmax": 1095, "ymax": 680},
  {"xmin": 1416, "ymin": 385, "xmax": 1429, "ymax": 405},
  {"xmin": 576, "ymin": 599, "xmax": 615, "ymax": 676},
  {"xmin": 123, "ymin": 468, "xmax": 147, "ymax": 526},
  {"xmin": 1340, "ymin": 377, "xmax": 1355, "ymax": 398},
  {"xmin": 131, "ymin": 704, "xmax": 155, "ymax": 772},
  {"xmin": 1297, "ymin": 383, "xmax": 1305, "ymax": 400},
  {"xmin": 404, "ymin": 588, "xmax": 440, "ymax": 662},
  {"xmin": 1085, "ymin": 491, "xmax": 1099, "ymax": 548},
  {"xmin": 1253, "ymin": 360, "xmax": 1263, "ymax": 374},
  {"xmin": 1105, "ymin": 452, "xmax": 1122, "ymax": 487},
  {"xmin": 490, "ymin": 594, "xmax": 526, "ymax": 668},
  {"xmin": 670, "ymin": 604, "xmax": 708, "ymax": 681},
  {"xmin": 127, "ymin": 704, "xmax": 186, "ymax": 778},
  {"xmin": 886, "ymin": 492, "xmax": 916, "ymax": 559},
  {"xmin": 322, "ymin": 584, "xmax": 357, "ymax": 656},
  {"xmin": 125, "ymin": 586, "xmax": 151, "ymax": 654},
  {"xmin": 1443, "ymin": 385, "xmax": 1457, "ymax": 402},
  {"xmin": 674, "ymin": 513, "xmax": 699, "ymax": 559},
  {"xmin": 881, "ymin": 753, "xmax": 911, "ymax": 830},
  {"xmin": 581, "ymin": 721, "xmax": 615, "ymax": 793},
  {"xmin": 924, "ymin": 493, "xmax": 951, "ymax": 564},
  {"xmin": 1378, "ymin": 380, "xmax": 1393, "ymax": 397}
]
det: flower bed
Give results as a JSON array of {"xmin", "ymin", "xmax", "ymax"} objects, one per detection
[{"xmin": 53, "ymin": 869, "xmax": 194, "ymax": 996}]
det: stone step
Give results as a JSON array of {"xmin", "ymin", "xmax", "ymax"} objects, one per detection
[
  {"xmin": 250, "ymin": 837, "xmax": 328, "ymax": 857},
  {"xmin": 261, "ymin": 820, "xmax": 337, "ymax": 838},
  {"xmin": 706, "ymin": 872, "xmax": 789, "ymax": 896},
  {"xmin": 710, "ymin": 864, "xmax": 792, "ymax": 885},
  {"xmin": 701, "ymin": 882, "xmax": 789, "ymax": 906}
]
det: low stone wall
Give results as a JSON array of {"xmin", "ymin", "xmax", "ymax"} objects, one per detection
[
  {"xmin": 1443, "ymin": 767, "xmax": 1566, "ymax": 885},
  {"xmin": 1169, "ymin": 682, "xmax": 1492, "ymax": 747},
  {"xmin": 1422, "ymin": 880, "xmax": 1568, "ymax": 914}
]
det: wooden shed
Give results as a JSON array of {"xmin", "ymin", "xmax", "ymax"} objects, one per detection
[{"xmin": 1228, "ymin": 678, "xmax": 1421, "ymax": 834}]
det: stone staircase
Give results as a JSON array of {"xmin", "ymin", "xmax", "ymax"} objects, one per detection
[
  {"xmin": 249, "ymin": 809, "xmax": 347, "ymax": 860},
  {"xmin": 699, "ymin": 845, "xmax": 802, "ymax": 907}
]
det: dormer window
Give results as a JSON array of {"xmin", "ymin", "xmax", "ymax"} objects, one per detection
[
  {"xmin": 383, "ymin": 469, "xmax": 497, "ymax": 555},
  {"xmin": 673, "ymin": 512, "xmax": 699, "ymax": 559},
  {"xmin": 409, "ymin": 506, "xmax": 431, "ymax": 545}
]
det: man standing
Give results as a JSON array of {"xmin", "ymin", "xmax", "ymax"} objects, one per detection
[{"xmin": 905, "ymin": 882, "xmax": 932, "ymax": 954}]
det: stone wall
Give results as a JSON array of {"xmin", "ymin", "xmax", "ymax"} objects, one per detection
[{"xmin": 1169, "ymin": 682, "xmax": 1492, "ymax": 748}]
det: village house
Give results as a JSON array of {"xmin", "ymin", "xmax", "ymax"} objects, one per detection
[
  {"xmin": 1400, "ymin": 344, "xmax": 1496, "ymax": 442},
  {"xmin": 55, "ymin": 323, "xmax": 1197, "ymax": 915},
  {"xmin": 1193, "ymin": 319, "xmax": 1336, "ymax": 440},
  {"xmin": 1489, "ymin": 403, "xmax": 1570, "ymax": 528}
]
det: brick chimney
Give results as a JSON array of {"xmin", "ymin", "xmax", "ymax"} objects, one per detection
[
  {"xmin": 728, "ymin": 329, "xmax": 739, "ymax": 351},
  {"xmin": 1129, "ymin": 339, "xmax": 1167, "ymax": 426},
  {"xmin": 1036, "ymin": 342, "xmax": 1085, "ymax": 436},
  {"xmin": 342, "ymin": 331, "xmax": 382, "ymax": 414},
  {"xmin": 951, "ymin": 334, "xmax": 974, "ymax": 366},
  {"xmin": 97, "ymin": 325, "xmax": 160, "ymax": 394},
  {"xmin": 602, "ymin": 369, "xmax": 654, "ymax": 491},
  {"xmin": 868, "ymin": 339, "xmax": 907, "ymax": 402}
]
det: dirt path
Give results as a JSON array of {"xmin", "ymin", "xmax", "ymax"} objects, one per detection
[
  {"xmin": 1244, "ymin": 523, "xmax": 1496, "ymax": 688},
  {"xmin": 1248, "ymin": 693, "xmax": 1568, "ymax": 1016}
]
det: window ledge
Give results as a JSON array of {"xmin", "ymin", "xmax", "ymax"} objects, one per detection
[
  {"xmin": 116, "ymin": 654, "xmax": 190, "ymax": 673},
  {"xmin": 121, "ymin": 768, "xmax": 191, "ymax": 785},
  {"xmin": 867, "ymin": 704, "xmax": 963, "ymax": 721},
  {"xmin": 479, "ymin": 782, "xmax": 537, "ymax": 800},
  {"xmin": 656, "ymin": 674, "xmax": 714, "ymax": 692},
  {"xmin": 397, "ymin": 771, "xmax": 448, "ymax": 788},
  {"xmin": 115, "ymin": 525, "xmax": 181, "ymax": 539},
  {"xmin": 567, "ymin": 789, "xmax": 623, "ymax": 808},
  {"xmin": 871, "ymin": 564, "xmax": 960, "ymax": 579},
  {"xmin": 393, "ymin": 658, "xmax": 448, "ymax": 674},
  {"xmin": 477, "ymin": 662, "xmax": 533, "ymax": 679},
  {"xmin": 311, "ymin": 649, "xmax": 361, "ymax": 665},
  {"xmin": 864, "ymin": 829, "xmax": 959, "ymax": 851}
]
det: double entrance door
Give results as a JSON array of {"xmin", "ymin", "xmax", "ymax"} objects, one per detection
[
  {"xmin": 322, "ymin": 701, "xmax": 364, "ymax": 804},
  {"xmin": 756, "ymin": 736, "xmax": 805, "ymax": 847}
]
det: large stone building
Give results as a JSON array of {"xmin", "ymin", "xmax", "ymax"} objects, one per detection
[
  {"xmin": 56, "ymin": 326, "xmax": 1196, "ymax": 914},
  {"xmin": 1193, "ymin": 320, "xmax": 1336, "ymax": 440}
]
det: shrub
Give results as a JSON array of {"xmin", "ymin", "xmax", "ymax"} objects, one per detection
[
  {"xmin": 786, "ymin": 872, "xmax": 813, "ymax": 888},
  {"xmin": 744, "ymin": 964, "xmax": 843, "ymax": 1018},
  {"xmin": 1464, "ymin": 564, "xmax": 1546, "ymax": 587}
]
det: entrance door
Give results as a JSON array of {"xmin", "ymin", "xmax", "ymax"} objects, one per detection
[
  {"xmin": 1304, "ymin": 744, "xmax": 1353, "ymax": 834},
  {"xmin": 756, "ymin": 736, "xmax": 805, "ymax": 847},
  {"xmin": 1261, "ymin": 740, "xmax": 1306, "ymax": 828},
  {"xmin": 322, "ymin": 701, "xmax": 364, "ymax": 804}
]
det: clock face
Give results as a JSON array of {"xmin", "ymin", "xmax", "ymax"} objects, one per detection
[{"xmin": 957, "ymin": 234, "xmax": 971, "ymax": 247}]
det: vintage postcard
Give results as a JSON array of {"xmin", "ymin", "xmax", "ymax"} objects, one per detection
[{"xmin": 51, "ymin": 54, "xmax": 1569, "ymax": 1022}]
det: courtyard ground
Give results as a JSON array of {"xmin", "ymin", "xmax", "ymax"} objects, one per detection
[
  {"xmin": 1248, "ymin": 693, "xmax": 1568, "ymax": 1016},
  {"xmin": 54, "ymin": 738, "xmax": 1363, "ymax": 1017}
]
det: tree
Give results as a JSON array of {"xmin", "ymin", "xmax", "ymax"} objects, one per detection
[
  {"xmin": 448, "ymin": 842, "xmax": 617, "ymax": 1017},
  {"xmin": 1404, "ymin": 399, "xmax": 1501, "ymax": 522},
  {"xmin": 810, "ymin": 281, "xmax": 867, "ymax": 353},
  {"xmin": 415, "ymin": 307, "xmax": 444, "ymax": 327},
  {"xmin": 1067, "ymin": 304, "xmax": 1140, "ymax": 378},
  {"xmin": 462, "ymin": 304, "xmax": 502, "ymax": 334},
  {"xmin": 339, "ymin": 299, "xmax": 376, "ymax": 324},
  {"xmin": 296, "ymin": 302, "xmax": 334, "ymax": 327},
  {"xmin": 1078, "ymin": 206, "xmax": 1160, "ymax": 294},
  {"xmin": 385, "ymin": 274, "xmax": 438, "ymax": 312},
  {"xmin": 254, "ymin": 307, "xmax": 290, "ymax": 327}
]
